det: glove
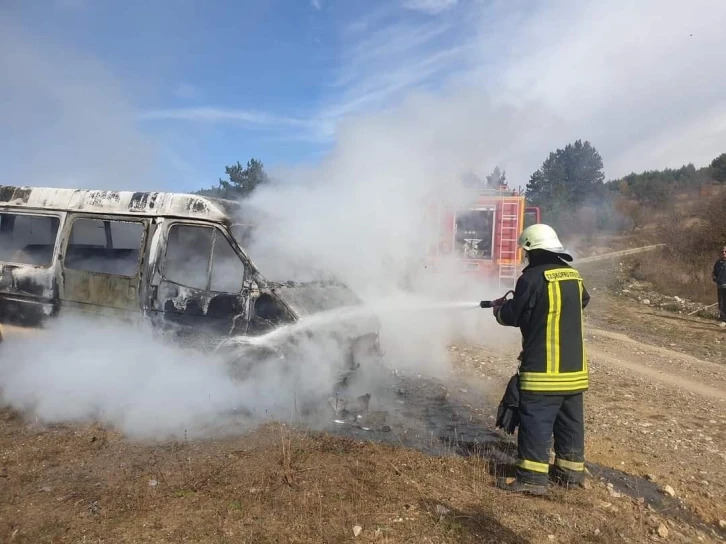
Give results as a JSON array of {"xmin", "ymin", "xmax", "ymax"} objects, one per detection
[
  {"xmin": 491, "ymin": 290, "xmax": 514, "ymax": 318},
  {"xmin": 491, "ymin": 295, "xmax": 506, "ymax": 310},
  {"xmin": 495, "ymin": 374, "xmax": 520, "ymax": 435},
  {"xmin": 492, "ymin": 298, "xmax": 506, "ymax": 319},
  {"xmin": 496, "ymin": 403, "xmax": 518, "ymax": 435}
]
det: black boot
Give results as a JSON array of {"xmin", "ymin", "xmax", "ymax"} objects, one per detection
[
  {"xmin": 495, "ymin": 476, "xmax": 548, "ymax": 496},
  {"xmin": 549, "ymin": 466, "xmax": 586, "ymax": 489}
]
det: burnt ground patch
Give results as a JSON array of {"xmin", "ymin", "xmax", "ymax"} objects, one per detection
[{"xmin": 322, "ymin": 370, "xmax": 726, "ymax": 540}]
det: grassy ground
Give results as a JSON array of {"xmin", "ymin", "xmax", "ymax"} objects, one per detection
[
  {"xmin": 0, "ymin": 414, "xmax": 677, "ymax": 544},
  {"xmin": 2, "ymin": 255, "xmax": 726, "ymax": 543}
]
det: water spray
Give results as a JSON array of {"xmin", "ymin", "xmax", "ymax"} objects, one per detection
[{"xmin": 217, "ymin": 295, "xmax": 500, "ymax": 352}]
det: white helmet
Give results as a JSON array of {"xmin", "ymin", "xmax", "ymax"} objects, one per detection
[{"xmin": 518, "ymin": 223, "xmax": 572, "ymax": 261}]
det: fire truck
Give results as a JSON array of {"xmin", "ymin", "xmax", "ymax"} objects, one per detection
[{"xmin": 424, "ymin": 185, "xmax": 541, "ymax": 289}]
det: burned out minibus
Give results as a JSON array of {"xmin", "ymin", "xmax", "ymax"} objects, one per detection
[{"xmin": 0, "ymin": 185, "xmax": 381, "ymax": 371}]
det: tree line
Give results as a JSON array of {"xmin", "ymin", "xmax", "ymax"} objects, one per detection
[
  {"xmin": 199, "ymin": 148, "xmax": 726, "ymax": 226},
  {"xmin": 196, "ymin": 158, "xmax": 271, "ymax": 200},
  {"xmin": 526, "ymin": 144, "xmax": 725, "ymax": 212}
]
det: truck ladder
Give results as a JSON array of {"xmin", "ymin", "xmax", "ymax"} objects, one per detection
[{"xmin": 498, "ymin": 199, "xmax": 521, "ymax": 290}]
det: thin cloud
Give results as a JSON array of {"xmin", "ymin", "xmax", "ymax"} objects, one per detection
[
  {"xmin": 481, "ymin": 0, "xmax": 726, "ymax": 178},
  {"xmin": 139, "ymin": 107, "xmax": 310, "ymax": 129},
  {"xmin": 314, "ymin": 0, "xmax": 726, "ymax": 180},
  {"xmin": 138, "ymin": 5, "xmax": 478, "ymax": 145},
  {"xmin": 333, "ymin": 15, "xmax": 460, "ymax": 88},
  {"xmin": 319, "ymin": 43, "xmax": 472, "ymax": 126},
  {"xmin": 311, "ymin": 0, "xmax": 322, "ymax": 10},
  {"xmin": 311, "ymin": 3, "xmax": 476, "ymax": 134},
  {"xmin": 402, "ymin": 0, "xmax": 458, "ymax": 15}
]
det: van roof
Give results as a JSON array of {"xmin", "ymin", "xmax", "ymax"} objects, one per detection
[{"xmin": 0, "ymin": 185, "xmax": 241, "ymax": 224}]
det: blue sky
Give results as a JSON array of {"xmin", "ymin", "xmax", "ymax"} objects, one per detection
[
  {"xmin": 2, "ymin": 0, "xmax": 477, "ymax": 191},
  {"xmin": 2, "ymin": 0, "xmax": 726, "ymax": 193}
]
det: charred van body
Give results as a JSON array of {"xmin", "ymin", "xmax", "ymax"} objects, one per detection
[{"xmin": 0, "ymin": 185, "xmax": 382, "ymax": 376}]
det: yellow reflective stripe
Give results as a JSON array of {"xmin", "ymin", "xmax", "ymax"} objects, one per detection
[
  {"xmin": 521, "ymin": 379, "xmax": 588, "ymax": 386},
  {"xmin": 517, "ymin": 459, "xmax": 550, "ymax": 474},
  {"xmin": 520, "ymin": 378, "xmax": 588, "ymax": 385},
  {"xmin": 519, "ymin": 371, "xmax": 588, "ymax": 381},
  {"xmin": 520, "ymin": 378, "xmax": 588, "ymax": 384},
  {"xmin": 544, "ymin": 269, "xmax": 582, "ymax": 282},
  {"xmin": 519, "ymin": 378, "xmax": 589, "ymax": 391},
  {"xmin": 520, "ymin": 380, "xmax": 589, "ymax": 392},
  {"xmin": 546, "ymin": 282, "xmax": 557, "ymax": 374},
  {"xmin": 520, "ymin": 383, "xmax": 589, "ymax": 390},
  {"xmin": 553, "ymin": 281, "xmax": 561, "ymax": 374},
  {"xmin": 578, "ymin": 280, "xmax": 587, "ymax": 372},
  {"xmin": 555, "ymin": 458, "xmax": 585, "ymax": 472}
]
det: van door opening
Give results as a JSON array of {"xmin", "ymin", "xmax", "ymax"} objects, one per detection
[
  {"xmin": 154, "ymin": 222, "xmax": 249, "ymax": 337},
  {"xmin": 60, "ymin": 216, "xmax": 147, "ymax": 312}
]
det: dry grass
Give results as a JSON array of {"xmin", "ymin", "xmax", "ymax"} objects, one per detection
[
  {"xmin": 627, "ymin": 249, "xmax": 719, "ymax": 304},
  {"xmin": 618, "ymin": 187, "xmax": 726, "ymax": 305},
  {"xmin": 0, "ymin": 409, "xmax": 662, "ymax": 544}
]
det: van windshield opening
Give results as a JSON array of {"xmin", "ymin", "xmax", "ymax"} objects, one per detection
[{"xmin": 229, "ymin": 222, "xmax": 335, "ymax": 284}]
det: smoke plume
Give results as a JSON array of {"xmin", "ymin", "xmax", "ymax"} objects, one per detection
[
  {"xmin": 0, "ymin": 316, "xmax": 358, "ymax": 440},
  {"xmin": 240, "ymin": 96, "xmax": 523, "ymax": 377}
]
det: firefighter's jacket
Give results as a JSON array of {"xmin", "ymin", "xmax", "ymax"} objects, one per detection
[{"xmin": 495, "ymin": 253, "xmax": 590, "ymax": 394}]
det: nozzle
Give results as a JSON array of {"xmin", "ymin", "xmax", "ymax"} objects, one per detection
[{"xmin": 480, "ymin": 300, "xmax": 493, "ymax": 308}]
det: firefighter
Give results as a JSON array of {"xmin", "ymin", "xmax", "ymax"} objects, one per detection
[
  {"xmin": 714, "ymin": 246, "xmax": 726, "ymax": 327},
  {"xmin": 492, "ymin": 223, "xmax": 590, "ymax": 495}
]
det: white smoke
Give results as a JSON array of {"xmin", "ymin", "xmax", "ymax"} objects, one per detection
[
  {"xmin": 240, "ymin": 96, "xmax": 525, "ymax": 376},
  {"xmin": 0, "ymin": 316, "xmax": 355, "ymax": 440}
]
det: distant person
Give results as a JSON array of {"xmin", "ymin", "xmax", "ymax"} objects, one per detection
[
  {"xmin": 713, "ymin": 246, "xmax": 726, "ymax": 327},
  {"xmin": 491, "ymin": 223, "xmax": 590, "ymax": 495}
]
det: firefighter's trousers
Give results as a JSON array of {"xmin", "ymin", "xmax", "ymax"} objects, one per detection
[{"xmin": 516, "ymin": 392, "xmax": 585, "ymax": 485}]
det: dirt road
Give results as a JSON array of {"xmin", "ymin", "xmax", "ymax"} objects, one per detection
[
  {"xmin": 1, "ymin": 258, "xmax": 726, "ymax": 543},
  {"xmin": 587, "ymin": 328, "xmax": 726, "ymax": 400}
]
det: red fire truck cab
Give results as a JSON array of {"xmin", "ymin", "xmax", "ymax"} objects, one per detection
[{"xmin": 424, "ymin": 185, "xmax": 540, "ymax": 289}]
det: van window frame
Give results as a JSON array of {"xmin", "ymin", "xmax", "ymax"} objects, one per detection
[
  {"xmin": 0, "ymin": 209, "xmax": 63, "ymax": 268},
  {"xmin": 62, "ymin": 214, "xmax": 148, "ymax": 279},
  {"xmin": 160, "ymin": 220, "xmax": 247, "ymax": 295}
]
